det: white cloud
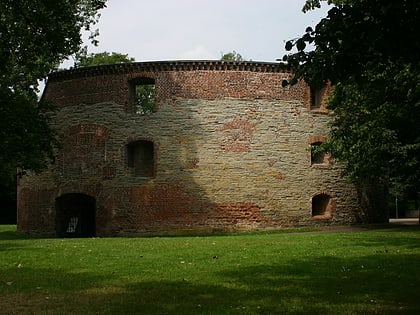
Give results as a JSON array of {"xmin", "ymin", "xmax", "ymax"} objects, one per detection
[{"xmin": 61, "ymin": 0, "xmax": 332, "ymax": 65}]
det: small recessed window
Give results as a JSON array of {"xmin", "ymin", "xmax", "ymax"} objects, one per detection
[
  {"xmin": 310, "ymin": 85, "xmax": 326, "ymax": 110},
  {"xmin": 312, "ymin": 193, "xmax": 334, "ymax": 219},
  {"xmin": 311, "ymin": 142, "xmax": 326, "ymax": 165},
  {"xmin": 129, "ymin": 77, "xmax": 156, "ymax": 115},
  {"xmin": 127, "ymin": 140, "xmax": 155, "ymax": 177},
  {"xmin": 310, "ymin": 141, "xmax": 331, "ymax": 167}
]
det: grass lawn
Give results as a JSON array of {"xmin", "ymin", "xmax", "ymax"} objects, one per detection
[{"xmin": 0, "ymin": 225, "xmax": 419, "ymax": 314}]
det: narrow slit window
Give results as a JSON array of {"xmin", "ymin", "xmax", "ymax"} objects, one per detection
[
  {"xmin": 310, "ymin": 85, "xmax": 326, "ymax": 110},
  {"xmin": 311, "ymin": 141, "xmax": 327, "ymax": 165},
  {"xmin": 127, "ymin": 140, "xmax": 155, "ymax": 177},
  {"xmin": 130, "ymin": 77, "xmax": 156, "ymax": 115},
  {"xmin": 310, "ymin": 139, "xmax": 332, "ymax": 167}
]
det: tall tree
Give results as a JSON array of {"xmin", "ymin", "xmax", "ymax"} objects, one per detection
[
  {"xmin": 0, "ymin": 0, "xmax": 107, "ymax": 219},
  {"xmin": 282, "ymin": 0, "xmax": 420, "ymax": 222}
]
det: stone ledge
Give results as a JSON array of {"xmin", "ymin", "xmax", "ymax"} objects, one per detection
[{"xmin": 49, "ymin": 60, "xmax": 290, "ymax": 80}]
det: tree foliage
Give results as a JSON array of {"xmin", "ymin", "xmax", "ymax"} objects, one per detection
[
  {"xmin": 134, "ymin": 84, "xmax": 155, "ymax": 116},
  {"xmin": 283, "ymin": 0, "xmax": 420, "ymax": 221},
  {"xmin": 0, "ymin": 0, "xmax": 106, "ymax": 185},
  {"xmin": 75, "ymin": 51, "xmax": 134, "ymax": 67},
  {"xmin": 220, "ymin": 51, "xmax": 244, "ymax": 61},
  {"xmin": 74, "ymin": 51, "xmax": 155, "ymax": 116}
]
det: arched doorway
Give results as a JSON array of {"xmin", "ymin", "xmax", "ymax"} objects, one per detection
[{"xmin": 55, "ymin": 193, "xmax": 96, "ymax": 237}]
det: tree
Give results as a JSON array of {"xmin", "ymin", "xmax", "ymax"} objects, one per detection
[
  {"xmin": 75, "ymin": 51, "xmax": 135, "ymax": 67},
  {"xmin": 220, "ymin": 51, "xmax": 244, "ymax": 61},
  {"xmin": 0, "ymin": 0, "xmax": 107, "ymax": 219},
  {"xmin": 133, "ymin": 83, "xmax": 156, "ymax": 116},
  {"xmin": 282, "ymin": 0, "xmax": 420, "ymax": 222}
]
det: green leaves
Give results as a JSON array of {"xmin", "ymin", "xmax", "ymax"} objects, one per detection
[
  {"xmin": 302, "ymin": 0, "xmax": 322, "ymax": 13},
  {"xmin": 75, "ymin": 51, "xmax": 135, "ymax": 67},
  {"xmin": 327, "ymin": 60, "xmax": 420, "ymax": 188},
  {"xmin": 296, "ymin": 38, "xmax": 306, "ymax": 51},
  {"xmin": 220, "ymin": 50, "xmax": 245, "ymax": 61},
  {"xmin": 284, "ymin": 28, "xmax": 313, "ymax": 53},
  {"xmin": 283, "ymin": 0, "xmax": 420, "ymax": 220},
  {"xmin": 0, "ymin": 0, "xmax": 107, "ymax": 183}
]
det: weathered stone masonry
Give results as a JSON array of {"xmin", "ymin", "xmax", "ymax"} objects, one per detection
[{"xmin": 17, "ymin": 61, "xmax": 358, "ymax": 236}]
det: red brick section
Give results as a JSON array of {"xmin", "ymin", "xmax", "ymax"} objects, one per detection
[
  {"xmin": 92, "ymin": 185, "xmax": 267, "ymax": 236},
  {"xmin": 58, "ymin": 124, "xmax": 109, "ymax": 178},
  {"xmin": 209, "ymin": 202, "xmax": 265, "ymax": 229},
  {"xmin": 43, "ymin": 61, "xmax": 307, "ymax": 107},
  {"xmin": 97, "ymin": 185, "xmax": 212, "ymax": 235},
  {"xmin": 308, "ymin": 136, "xmax": 327, "ymax": 144},
  {"xmin": 17, "ymin": 188, "xmax": 56, "ymax": 235}
]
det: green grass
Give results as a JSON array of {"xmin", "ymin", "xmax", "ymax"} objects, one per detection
[{"xmin": 1, "ymin": 225, "xmax": 419, "ymax": 314}]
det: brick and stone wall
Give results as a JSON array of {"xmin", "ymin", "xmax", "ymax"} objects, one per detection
[{"xmin": 17, "ymin": 61, "xmax": 358, "ymax": 236}]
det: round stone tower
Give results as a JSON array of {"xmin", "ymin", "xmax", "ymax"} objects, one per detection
[{"xmin": 17, "ymin": 61, "xmax": 357, "ymax": 236}]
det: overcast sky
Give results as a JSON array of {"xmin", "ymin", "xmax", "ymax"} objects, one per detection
[{"xmin": 68, "ymin": 0, "xmax": 330, "ymax": 66}]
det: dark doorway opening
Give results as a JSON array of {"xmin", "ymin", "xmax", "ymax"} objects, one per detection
[{"xmin": 55, "ymin": 193, "xmax": 96, "ymax": 237}]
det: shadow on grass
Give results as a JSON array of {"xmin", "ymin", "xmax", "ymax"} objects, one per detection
[
  {"xmin": 219, "ymin": 254, "xmax": 420, "ymax": 314},
  {"xmin": 1, "ymin": 227, "xmax": 419, "ymax": 314},
  {"xmin": 4, "ymin": 255, "xmax": 417, "ymax": 314},
  {"xmin": 26, "ymin": 252, "xmax": 416, "ymax": 315},
  {"xmin": 114, "ymin": 252, "xmax": 418, "ymax": 314},
  {"xmin": 0, "ymin": 266, "xmax": 110, "ymax": 314},
  {"xmin": 0, "ymin": 228, "xmax": 42, "ymax": 252},
  {"xmin": 0, "ymin": 226, "xmax": 43, "ymax": 241}
]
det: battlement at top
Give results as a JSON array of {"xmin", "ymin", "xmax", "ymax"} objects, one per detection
[{"xmin": 49, "ymin": 60, "xmax": 290, "ymax": 80}]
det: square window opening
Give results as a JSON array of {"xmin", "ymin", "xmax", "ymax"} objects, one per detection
[
  {"xmin": 129, "ymin": 77, "xmax": 156, "ymax": 115},
  {"xmin": 310, "ymin": 142, "xmax": 330, "ymax": 166},
  {"xmin": 310, "ymin": 85, "xmax": 326, "ymax": 110}
]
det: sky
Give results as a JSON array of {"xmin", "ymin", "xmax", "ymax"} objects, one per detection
[{"xmin": 66, "ymin": 0, "xmax": 330, "ymax": 66}]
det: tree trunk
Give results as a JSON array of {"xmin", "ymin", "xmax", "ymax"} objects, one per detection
[{"xmin": 356, "ymin": 180, "xmax": 389, "ymax": 224}]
